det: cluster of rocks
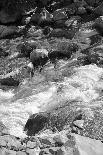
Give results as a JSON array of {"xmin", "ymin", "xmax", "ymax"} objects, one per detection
[{"xmin": 0, "ymin": 119, "xmax": 103, "ymax": 155}]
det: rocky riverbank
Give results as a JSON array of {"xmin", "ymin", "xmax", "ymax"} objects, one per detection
[{"xmin": 1, "ymin": 0, "xmax": 103, "ymax": 154}]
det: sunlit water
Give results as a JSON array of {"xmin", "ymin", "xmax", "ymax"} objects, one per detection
[{"xmin": 0, "ymin": 63, "xmax": 103, "ymax": 138}]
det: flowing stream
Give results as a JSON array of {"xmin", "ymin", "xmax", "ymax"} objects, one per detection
[{"xmin": 0, "ymin": 63, "xmax": 103, "ymax": 138}]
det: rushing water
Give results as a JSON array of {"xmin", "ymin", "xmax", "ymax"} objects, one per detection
[{"xmin": 0, "ymin": 62, "xmax": 103, "ymax": 138}]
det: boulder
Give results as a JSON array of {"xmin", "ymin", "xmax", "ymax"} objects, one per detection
[
  {"xmin": 48, "ymin": 41, "xmax": 78, "ymax": 61},
  {"xmin": 0, "ymin": 25, "xmax": 19, "ymax": 39},
  {"xmin": 24, "ymin": 113, "xmax": 49, "ymax": 136},
  {"xmin": 0, "ymin": 47, "xmax": 8, "ymax": 57},
  {"xmin": 74, "ymin": 133, "xmax": 103, "ymax": 155},
  {"xmin": 53, "ymin": 9, "xmax": 68, "ymax": 27},
  {"xmin": 0, "ymin": 9, "xmax": 21, "ymax": 24},
  {"xmin": 49, "ymin": 28, "xmax": 76, "ymax": 39},
  {"xmin": 0, "ymin": 76, "xmax": 20, "ymax": 87},
  {"xmin": 31, "ymin": 8, "xmax": 53, "ymax": 26},
  {"xmin": 93, "ymin": 16, "xmax": 103, "ymax": 34},
  {"xmin": 30, "ymin": 49, "xmax": 49, "ymax": 68}
]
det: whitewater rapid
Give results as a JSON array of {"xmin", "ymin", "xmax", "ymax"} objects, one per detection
[{"xmin": 0, "ymin": 64, "xmax": 103, "ymax": 138}]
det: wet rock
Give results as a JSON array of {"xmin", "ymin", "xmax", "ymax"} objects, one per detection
[
  {"xmin": 31, "ymin": 8, "xmax": 53, "ymax": 26},
  {"xmin": 0, "ymin": 9, "xmax": 21, "ymax": 24},
  {"xmin": 93, "ymin": 16, "xmax": 103, "ymax": 34},
  {"xmin": 27, "ymin": 141, "xmax": 37, "ymax": 149},
  {"xmin": 53, "ymin": 9, "xmax": 68, "ymax": 27},
  {"xmin": 85, "ymin": 0, "xmax": 101, "ymax": 7},
  {"xmin": 93, "ymin": 2, "xmax": 103, "ymax": 16},
  {"xmin": 39, "ymin": 148, "xmax": 51, "ymax": 155},
  {"xmin": 39, "ymin": 137, "xmax": 53, "ymax": 148},
  {"xmin": 18, "ymin": 42, "xmax": 34, "ymax": 58},
  {"xmin": 24, "ymin": 113, "xmax": 49, "ymax": 136},
  {"xmin": 77, "ymin": 6, "xmax": 86, "ymax": 15},
  {"xmin": 16, "ymin": 151, "xmax": 27, "ymax": 155},
  {"xmin": 0, "ymin": 137, "xmax": 7, "ymax": 146},
  {"xmin": 0, "ymin": 48, "xmax": 8, "ymax": 57},
  {"xmin": 27, "ymin": 27, "xmax": 44, "ymax": 39},
  {"xmin": 0, "ymin": 25, "xmax": 19, "ymax": 39},
  {"xmin": 43, "ymin": 26, "xmax": 52, "ymax": 35},
  {"xmin": 0, "ymin": 147, "xmax": 17, "ymax": 155},
  {"xmin": 49, "ymin": 147, "xmax": 65, "ymax": 155},
  {"xmin": 30, "ymin": 49, "xmax": 49, "ymax": 69},
  {"xmin": 26, "ymin": 147, "xmax": 40, "ymax": 155},
  {"xmin": 49, "ymin": 28, "xmax": 76, "ymax": 39},
  {"xmin": 73, "ymin": 120, "xmax": 84, "ymax": 129},
  {"xmin": 0, "ymin": 76, "xmax": 20, "ymax": 87},
  {"xmin": 53, "ymin": 135, "xmax": 64, "ymax": 147},
  {"xmin": 65, "ymin": 16, "xmax": 81, "ymax": 29},
  {"xmin": 49, "ymin": 41, "xmax": 78, "ymax": 61},
  {"xmin": 73, "ymin": 133, "xmax": 103, "ymax": 155}
]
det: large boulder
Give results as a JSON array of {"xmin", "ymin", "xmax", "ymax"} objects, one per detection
[
  {"xmin": 30, "ymin": 48, "xmax": 49, "ymax": 68},
  {"xmin": 24, "ymin": 113, "xmax": 49, "ymax": 136},
  {"xmin": 74, "ymin": 134, "xmax": 103, "ymax": 155},
  {"xmin": 53, "ymin": 9, "xmax": 68, "ymax": 27},
  {"xmin": 31, "ymin": 8, "xmax": 53, "ymax": 26},
  {"xmin": 0, "ymin": 25, "xmax": 19, "ymax": 39}
]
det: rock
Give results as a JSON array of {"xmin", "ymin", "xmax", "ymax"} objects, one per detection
[
  {"xmin": 30, "ymin": 49, "xmax": 49, "ymax": 69},
  {"xmin": 0, "ymin": 147, "xmax": 17, "ymax": 155},
  {"xmin": 48, "ymin": 41, "xmax": 78, "ymax": 61},
  {"xmin": 31, "ymin": 8, "xmax": 53, "ymax": 26},
  {"xmin": 18, "ymin": 42, "xmax": 34, "ymax": 58},
  {"xmin": 0, "ymin": 48, "xmax": 8, "ymax": 57},
  {"xmin": 16, "ymin": 151, "xmax": 27, "ymax": 155},
  {"xmin": 53, "ymin": 135, "xmax": 64, "ymax": 147},
  {"xmin": 39, "ymin": 148, "xmax": 51, "ymax": 155},
  {"xmin": 0, "ymin": 25, "xmax": 19, "ymax": 39},
  {"xmin": 43, "ymin": 26, "xmax": 52, "ymax": 35},
  {"xmin": 94, "ymin": 2, "xmax": 103, "ymax": 15},
  {"xmin": 38, "ymin": 137, "xmax": 53, "ymax": 148},
  {"xmin": 65, "ymin": 16, "xmax": 81, "ymax": 29},
  {"xmin": 27, "ymin": 141, "xmax": 37, "ymax": 149},
  {"xmin": 85, "ymin": 0, "xmax": 101, "ymax": 7},
  {"xmin": 49, "ymin": 147, "xmax": 65, "ymax": 155},
  {"xmin": 27, "ymin": 27, "xmax": 44, "ymax": 39},
  {"xmin": 0, "ymin": 137, "xmax": 7, "ymax": 146},
  {"xmin": 49, "ymin": 28, "xmax": 76, "ymax": 39},
  {"xmin": 77, "ymin": 6, "xmax": 86, "ymax": 15},
  {"xmin": 93, "ymin": 16, "xmax": 103, "ymax": 34},
  {"xmin": 0, "ymin": 9, "xmax": 21, "ymax": 24},
  {"xmin": 53, "ymin": 9, "xmax": 68, "ymax": 27},
  {"xmin": 0, "ymin": 76, "xmax": 19, "ymax": 87},
  {"xmin": 24, "ymin": 113, "xmax": 49, "ymax": 136},
  {"xmin": 73, "ymin": 120, "xmax": 84, "ymax": 129},
  {"xmin": 26, "ymin": 147, "xmax": 40, "ymax": 155},
  {"xmin": 73, "ymin": 133, "xmax": 103, "ymax": 155}
]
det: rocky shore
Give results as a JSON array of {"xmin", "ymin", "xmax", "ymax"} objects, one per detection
[{"xmin": 1, "ymin": 0, "xmax": 103, "ymax": 154}]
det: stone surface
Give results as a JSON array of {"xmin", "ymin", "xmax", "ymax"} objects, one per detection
[
  {"xmin": 0, "ymin": 25, "xmax": 19, "ymax": 39},
  {"xmin": 73, "ymin": 120, "xmax": 84, "ymax": 129},
  {"xmin": 27, "ymin": 141, "xmax": 37, "ymax": 149},
  {"xmin": 74, "ymin": 133, "xmax": 103, "ymax": 155},
  {"xmin": 93, "ymin": 16, "xmax": 103, "ymax": 34},
  {"xmin": 30, "ymin": 49, "xmax": 49, "ymax": 68},
  {"xmin": 24, "ymin": 113, "xmax": 49, "ymax": 136},
  {"xmin": 16, "ymin": 151, "xmax": 27, "ymax": 155},
  {"xmin": 0, "ymin": 10, "xmax": 21, "ymax": 24},
  {"xmin": 0, "ymin": 76, "xmax": 20, "ymax": 87}
]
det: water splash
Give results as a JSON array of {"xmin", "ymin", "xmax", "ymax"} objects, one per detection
[{"xmin": 0, "ymin": 64, "xmax": 103, "ymax": 138}]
